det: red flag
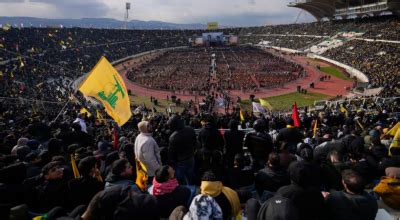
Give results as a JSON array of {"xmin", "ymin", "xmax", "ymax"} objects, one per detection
[
  {"xmin": 291, "ymin": 102, "xmax": 301, "ymax": 127},
  {"xmin": 113, "ymin": 125, "xmax": 118, "ymax": 151}
]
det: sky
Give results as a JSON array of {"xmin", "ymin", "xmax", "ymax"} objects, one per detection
[{"xmin": 0, "ymin": 0, "xmax": 315, "ymax": 26}]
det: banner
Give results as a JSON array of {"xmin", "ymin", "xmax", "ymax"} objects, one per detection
[{"xmin": 207, "ymin": 22, "xmax": 219, "ymax": 30}]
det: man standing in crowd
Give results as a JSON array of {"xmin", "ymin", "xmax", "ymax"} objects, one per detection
[
  {"xmin": 167, "ymin": 115, "xmax": 196, "ymax": 185},
  {"xmin": 134, "ymin": 121, "xmax": 161, "ymax": 181},
  {"xmin": 276, "ymin": 118, "xmax": 303, "ymax": 153},
  {"xmin": 244, "ymin": 119, "xmax": 273, "ymax": 170}
]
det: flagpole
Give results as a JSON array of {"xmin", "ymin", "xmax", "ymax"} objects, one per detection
[{"xmin": 53, "ymin": 100, "xmax": 70, "ymax": 122}]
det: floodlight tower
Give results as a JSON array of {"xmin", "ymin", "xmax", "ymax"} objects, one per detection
[{"xmin": 124, "ymin": 2, "xmax": 131, "ymax": 29}]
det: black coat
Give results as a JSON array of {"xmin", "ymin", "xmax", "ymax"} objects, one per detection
[
  {"xmin": 198, "ymin": 123, "xmax": 224, "ymax": 151},
  {"xmin": 276, "ymin": 183, "xmax": 326, "ymax": 220},
  {"xmin": 168, "ymin": 117, "xmax": 196, "ymax": 163},
  {"xmin": 68, "ymin": 176, "xmax": 104, "ymax": 208},
  {"xmin": 276, "ymin": 127, "xmax": 303, "ymax": 150},
  {"xmin": 255, "ymin": 166, "xmax": 290, "ymax": 192},
  {"xmin": 154, "ymin": 186, "xmax": 190, "ymax": 218},
  {"xmin": 244, "ymin": 131, "xmax": 273, "ymax": 162},
  {"xmin": 325, "ymin": 191, "xmax": 378, "ymax": 220},
  {"xmin": 223, "ymin": 129, "xmax": 245, "ymax": 165},
  {"xmin": 34, "ymin": 179, "xmax": 68, "ymax": 212}
]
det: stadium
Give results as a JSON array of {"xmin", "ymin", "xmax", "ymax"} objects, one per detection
[{"xmin": 0, "ymin": 1, "xmax": 399, "ymax": 220}]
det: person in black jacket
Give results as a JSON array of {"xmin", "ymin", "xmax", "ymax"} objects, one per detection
[
  {"xmin": 33, "ymin": 161, "xmax": 69, "ymax": 213},
  {"xmin": 223, "ymin": 119, "xmax": 245, "ymax": 167},
  {"xmin": 244, "ymin": 119, "xmax": 273, "ymax": 171},
  {"xmin": 255, "ymin": 152, "xmax": 290, "ymax": 193},
  {"xmin": 276, "ymin": 118, "xmax": 303, "ymax": 154},
  {"xmin": 198, "ymin": 115, "xmax": 224, "ymax": 152},
  {"xmin": 276, "ymin": 161, "xmax": 326, "ymax": 220},
  {"xmin": 150, "ymin": 165, "xmax": 191, "ymax": 218},
  {"xmin": 324, "ymin": 169, "xmax": 378, "ymax": 220},
  {"xmin": 167, "ymin": 115, "xmax": 196, "ymax": 185},
  {"xmin": 68, "ymin": 156, "xmax": 104, "ymax": 208}
]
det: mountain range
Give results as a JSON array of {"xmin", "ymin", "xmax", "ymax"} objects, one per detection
[{"xmin": 0, "ymin": 17, "xmax": 211, "ymax": 30}]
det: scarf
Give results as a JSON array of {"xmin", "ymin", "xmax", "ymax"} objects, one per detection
[
  {"xmin": 201, "ymin": 181, "xmax": 241, "ymax": 216},
  {"xmin": 152, "ymin": 178, "xmax": 179, "ymax": 196}
]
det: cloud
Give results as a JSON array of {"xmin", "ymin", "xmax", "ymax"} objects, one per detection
[{"xmin": 0, "ymin": 0, "xmax": 315, "ymax": 26}]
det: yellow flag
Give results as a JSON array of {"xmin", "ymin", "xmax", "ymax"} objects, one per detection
[
  {"xmin": 313, "ymin": 120, "xmax": 318, "ymax": 138},
  {"xmin": 389, "ymin": 128, "xmax": 400, "ymax": 156},
  {"xmin": 71, "ymin": 154, "xmax": 80, "ymax": 178},
  {"xmin": 240, "ymin": 110, "xmax": 245, "ymax": 122},
  {"xmin": 340, "ymin": 104, "xmax": 348, "ymax": 117},
  {"xmin": 387, "ymin": 122, "xmax": 400, "ymax": 136},
  {"xmin": 80, "ymin": 107, "xmax": 92, "ymax": 117},
  {"xmin": 96, "ymin": 110, "xmax": 105, "ymax": 124},
  {"xmin": 0, "ymin": 44, "xmax": 4, "ymax": 48},
  {"xmin": 260, "ymin": 98, "xmax": 273, "ymax": 111},
  {"xmin": 79, "ymin": 56, "xmax": 131, "ymax": 126}
]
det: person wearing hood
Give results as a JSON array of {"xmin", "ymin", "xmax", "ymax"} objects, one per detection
[
  {"xmin": 167, "ymin": 114, "xmax": 196, "ymax": 185},
  {"xmin": 134, "ymin": 120, "xmax": 161, "ymax": 180},
  {"xmin": 325, "ymin": 169, "xmax": 378, "ymax": 220},
  {"xmin": 105, "ymin": 159, "xmax": 140, "ymax": 192},
  {"xmin": 200, "ymin": 171, "xmax": 241, "ymax": 220}
]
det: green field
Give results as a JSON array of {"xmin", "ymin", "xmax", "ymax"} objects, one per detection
[
  {"xmin": 240, "ymin": 92, "xmax": 331, "ymax": 112},
  {"xmin": 129, "ymin": 94, "xmax": 185, "ymax": 113},
  {"xmin": 320, "ymin": 66, "xmax": 351, "ymax": 80}
]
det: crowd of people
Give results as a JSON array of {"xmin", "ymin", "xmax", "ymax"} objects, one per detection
[
  {"xmin": 323, "ymin": 40, "xmax": 400, "ymax": 96},
  {"xmin": 0, "ymin": 28, "xmax": 198, "ymax": 104},
  {"xmin": 0, "ymin": 14, "xmax": 399, "ymax": 220},
  {"xmin": 127, "ymin": 46, "xmax": 303, "ymax": 93},
  {"xmin": 0, "ymin": 94, "xmax": 399, "ymax": 220}
]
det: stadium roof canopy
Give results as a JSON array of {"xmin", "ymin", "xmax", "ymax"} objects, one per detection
[{"xmin": 288, "ymin": 0, "xmax": 400, "ymax": 20}]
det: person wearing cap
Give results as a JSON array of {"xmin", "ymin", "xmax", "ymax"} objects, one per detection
[{"xmin": 134, "ymin": 121, "xmax": 161, "ymax": 180}]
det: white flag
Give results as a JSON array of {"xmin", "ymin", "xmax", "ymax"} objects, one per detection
[{"xmin": 252, "ymin": 102, "xmax": 266, "ymax": 113}]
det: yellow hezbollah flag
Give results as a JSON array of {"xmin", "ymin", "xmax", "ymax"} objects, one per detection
[
  {"xmin": 79, "ymin": 56, "xmax": 131, "ymax": 126},
  {"xmin": 259, "ymin": 98, "xmax": 273, "ymax": 111}
]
